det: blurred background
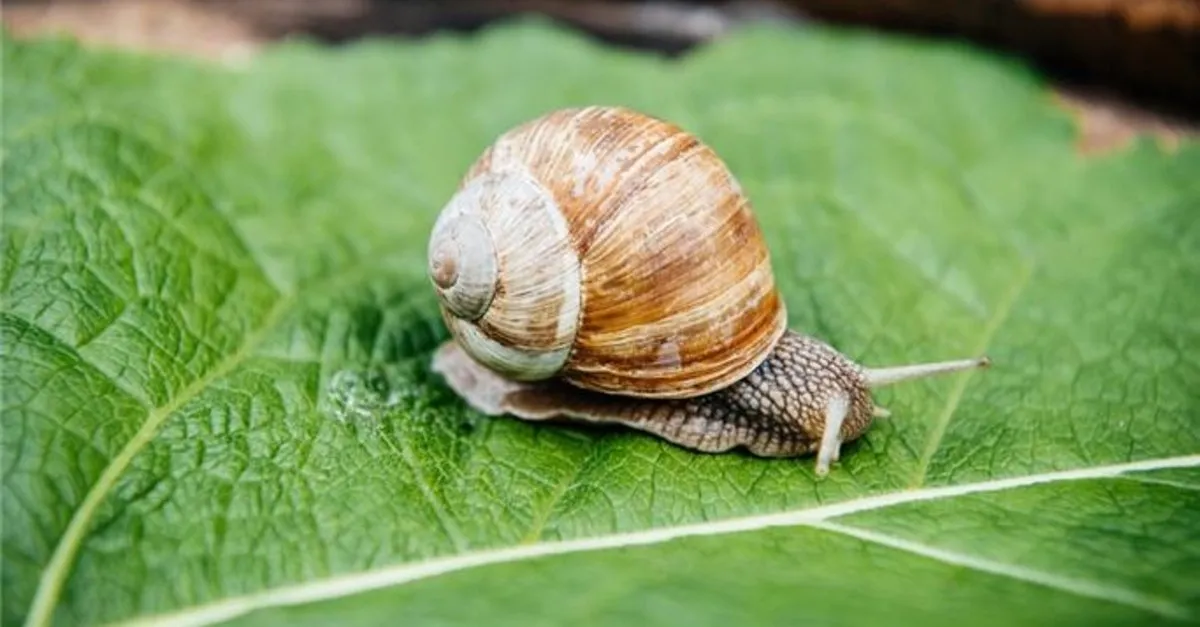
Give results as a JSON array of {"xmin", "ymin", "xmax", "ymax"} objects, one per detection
[{"xmin": 4, "ymin": 0, "xmax": 1198, "ymax": 153}]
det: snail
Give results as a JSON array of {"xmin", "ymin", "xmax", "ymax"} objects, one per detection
[{"xmin": 426, "ymin": 105, "xmax": 989, "ymax": 475}]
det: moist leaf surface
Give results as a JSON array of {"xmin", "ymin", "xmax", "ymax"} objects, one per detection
[{"xmin": 2, "ymin": 21, "xmax": 1198, "ymax": 627}]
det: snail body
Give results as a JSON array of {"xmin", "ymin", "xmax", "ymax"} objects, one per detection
[{"xmin": 428, "ymin": 105, "xmax": 988, "ymax": 475}]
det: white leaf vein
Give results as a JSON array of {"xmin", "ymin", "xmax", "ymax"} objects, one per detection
[
  {"xmin": 807, "ymin": 521, "xmax": 1188, "ymax": 619},
  {"xmin": 111, "ymin": 454, "xmax": 1200, "ymax": 627}
]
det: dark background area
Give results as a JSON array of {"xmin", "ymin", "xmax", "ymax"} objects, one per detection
[{"xmin": 4, "ymin": 0, "xmax": 1198, "ymax": 153}]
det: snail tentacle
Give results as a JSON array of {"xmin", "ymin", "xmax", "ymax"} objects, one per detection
[{"xmin": 815, "ymin": 391, "xmax": 850, "ymax": 476}]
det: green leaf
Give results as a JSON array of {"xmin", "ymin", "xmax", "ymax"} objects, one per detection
[{"xmin": 3, "ymin": 20, "xmax": 1198, "ymax": 627}]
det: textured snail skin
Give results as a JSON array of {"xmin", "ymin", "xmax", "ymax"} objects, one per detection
[
  {"xmin": 429, "ymin": 106, "xmax": 992, "ymax": 474},
  {"xmin": 427, "ymin": 105, "xmax": 786, "ymax": 400},
  {"xmin": 432, "ymin": 331, "xmax": 878, "ymax": 475}
]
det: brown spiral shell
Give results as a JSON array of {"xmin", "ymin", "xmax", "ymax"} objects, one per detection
[{"xmin": 427, "ymin": 105, "xmax": 787, "ymax": 399}]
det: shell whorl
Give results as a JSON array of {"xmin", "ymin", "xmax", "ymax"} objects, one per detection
[
  {"xmin": 430, "ymin": 105, "xmax": 787, "ymax": 399},
  {"xmin": 427, "ymin": 166, "xmax": 583, "ymax": 382},
  {"xmin": 428, "ymin": 207, "xmax": 497, "ymax": 321}
]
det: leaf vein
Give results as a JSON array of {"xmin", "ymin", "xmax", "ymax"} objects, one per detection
[
  {"xmin": 105, "ymin": 455, "xmax": 1200, "ymax": 627},
  {"xmin": 1, "ymin": 311, "xmax": 150, "ymax": 410},
  {"xmin": 21, "ymin": 257, "xmax": 385, "ymax": 627},
  {"xmin": 21, "ymin": 294, "xmax": 290, "ymax": 627},
  {"xmin": 804, "ymin": 520, "xmax": 1190, "ymax": 620},
  {"xmin": 520, "ymin": 447, "xmax": 603, "ymax": 544},
  {"xmin": 909, "ymin": 259, "xmax": 1035, "ymax": 488},
  {"xmin": 378, "ymin": 430, "xmax": 470, "ymax": 553},
  {"xmin": 1115, "ymin": 475, "xmax": 1200, "ymax": 493}
]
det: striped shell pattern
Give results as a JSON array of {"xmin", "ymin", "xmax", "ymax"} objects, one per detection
[{"xmin": 426, "ymin": 105, "xmax": 786, "ymax": 399}]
